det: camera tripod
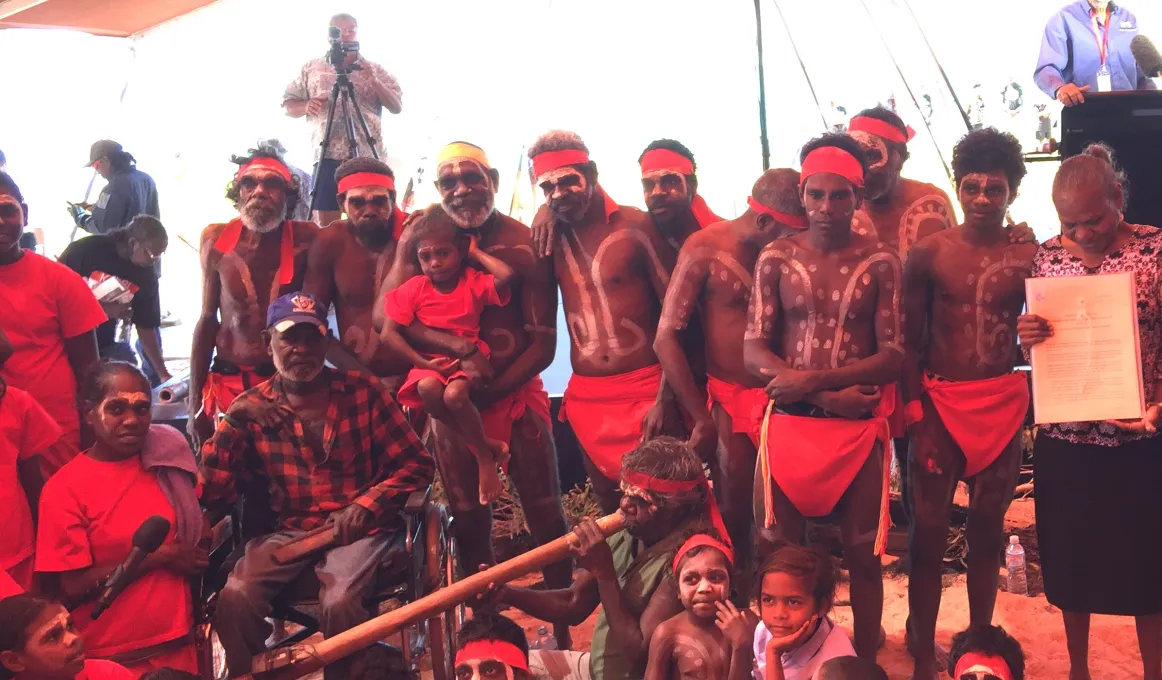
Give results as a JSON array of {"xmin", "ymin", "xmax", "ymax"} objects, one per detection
[{"xmin": 308, "ymin": 60, "xmax": 380, "ymax": 210}]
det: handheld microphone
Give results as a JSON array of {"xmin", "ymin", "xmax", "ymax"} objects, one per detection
[
  {"xmin": 1130, "ymin": 35, "xmax": 1162, "ymax": 78},
  {"xmin": 91, "ymin": 515, "xmax": 171, "ymax": 620}
]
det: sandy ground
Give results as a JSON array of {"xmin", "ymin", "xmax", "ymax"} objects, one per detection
[{"xmin": 495, "ymin": 498, "xmax": 1146, "ymax": 680}]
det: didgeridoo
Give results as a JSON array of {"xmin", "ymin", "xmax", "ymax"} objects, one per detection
[{"xmin": 237, "ymin": 511, "xmax": 626, "ymax": 680}]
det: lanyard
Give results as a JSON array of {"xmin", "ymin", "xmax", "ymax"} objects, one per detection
[{"xmin": 1091, "ymin": 10, "xmax": 1111, "ymax": 65}]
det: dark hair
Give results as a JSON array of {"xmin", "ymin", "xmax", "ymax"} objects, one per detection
[
  {"xmin": 751, "ymin": 168, "xmax": 806, "ymax": 219},
  {"xmin": 0, "ymin": 595, "xmax": 57, "ymax": 679},
  {"xmin": 947, "ymin": 624, "xmax": 1025, "ymax": 680},
  {"xmin": 0, "ymin": 172, "xmax": 23, "ymax": 203},
  {"xmin": 457, "ymin": 611, "xmax": 530, "ymax": 663},
  {"xmin": 529, "ymin": 130, "xmax": 596, "ymax": 182},
  {"xmin": 620, "ymin": 436, "xmax": 706, "ymax": 509},
  {"xmin": 224, "ymin": 148, "xmax": 302, "ymax": 219},
  {"xmin": 107, "ymin": 149, "xmax": 136, "ymax": 173},
  {"xmin": 1053, "ymin": 142, "xmax": 1128, "ymax": 209},
  {"xmin": 799, "ymin": 134, "xmax": 871, "ymax": 179},
  {"xmin": 754, "ymin": 542, "xmax": 837, "ymax": 609},
  {"xmin": 853, "ymin": 105, "xmax": 910, "ymax": 159},
  {"xmin": 672, "ymin": 527, "xmax": 731, "ymax": 576},
  {"xmin": 816, "ymin": 656, "xmax": 889, "ymax": 680},
  {"xmin": 78, "ymin": 360, "xmax": 151, "ymax": 412},
  {"xmin": 138, "ymin": 670, "xmax": 201, "ymax": 680},
  {"xmin": 951, "ymin": 127, "xmax": 1028, "ymax": 194},
  {"xmin": 110, "ymin": 214, "xmax": 168, "ymax": 251},
  {"xmin": 335, "ymin": 157, "xmax": 396, "ymax": 202},
  {"xmin": 409, "ymin": 206, "xmax": 469, "ymax": 258},
  {"xmin": 638, "ymin": 139, "xmax": 697, "ymax": 173}
]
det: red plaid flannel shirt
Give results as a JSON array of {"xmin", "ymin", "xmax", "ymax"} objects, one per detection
[{"xmin": 199, "ymin": 368, "xmax": 434, "ymax": 532}]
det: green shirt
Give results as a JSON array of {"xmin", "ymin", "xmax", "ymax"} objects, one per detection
[{"xmin": 588, "ymin": 522, "xmax": 698, "ymax": 680}]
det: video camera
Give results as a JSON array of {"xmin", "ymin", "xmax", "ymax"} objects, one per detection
[{"xmin": 327, "ymin": 25, "xmax": 360, "ymax": 73}]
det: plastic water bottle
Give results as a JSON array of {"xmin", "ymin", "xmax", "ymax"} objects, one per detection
[
  {"xmin": 529, "ymin": 625, "xmax": 558, "ymax": 651},
  {"xmin": 1006, "ymin": 535, "xmax": 1028, "ymax": 596}
]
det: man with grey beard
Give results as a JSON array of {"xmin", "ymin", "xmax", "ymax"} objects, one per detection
[
  {"xmin": 303, "ymin": 157, "xmax": 413, "ymax": 391},
  {"xmin": 377, "ymin": 141, "xmax": 572, "ymax": 646},
  {"xmin": 187, "ymin": 148, "xmax": 319, "ymax": 447}
]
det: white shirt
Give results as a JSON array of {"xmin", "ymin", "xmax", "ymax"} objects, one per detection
[{"xmin": 752, "ymin": 617, "xmax": 857, "ymax": 680}]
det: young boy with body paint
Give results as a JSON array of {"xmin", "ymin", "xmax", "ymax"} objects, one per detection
[
  {"xmin": 645, "ymin": 532, "xmax": 754, "ymax": 680},
  {"xmin": 753, "ymin": 543, "xmax": 856, "ymax": 680},
  {"xmin": 382, "ymin": 210, "xmax": 515, "ymax": 505}
]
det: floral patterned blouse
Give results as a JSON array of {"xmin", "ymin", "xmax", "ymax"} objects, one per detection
[
  {"xmin": 1029, "ymin": 224, "xmax": 1162, "ymax": 446},
  {"xmin": 283, "ymin": 57, "xmax": 402, "ymax": 161}
]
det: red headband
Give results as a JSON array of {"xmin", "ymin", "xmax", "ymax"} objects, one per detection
[
  {"xmin": 801, "ymin": 146, "xmax": 865, "ymax": 188},
  {"xmin": 953, "ymin": 652, "xmax": 1013, "ymax": 680},
  {"xmin": 639, "ymin": 148, "xmax": 695, "ymax": 176},
  {"xmin": 455, "ymin": 640, "xmax": 530, "ymax": 672},
  {"xmin": 620, "ymin": 470, "xmax": 731, "ymax": 549},
  {"xmin": 672, "ymin": 533, "xmax": 734, "ymax": 572},
  {"xmin": 531, "ymin": 149, "xmax": 590, "ymax": 179},
  {"xmin": 236, "ymin": 157, "xmax": 292, "ymax": 183},
  {"xmin": 337, "ymin": 172, "xmax": 395, "ymax": 195},
  {"xmin": 848, "ymin": 116, "xmax": 916, "ymax": 144},
  {"xmin": 747, "ymin": 196, "xmax": 808, "ymax": 229}
]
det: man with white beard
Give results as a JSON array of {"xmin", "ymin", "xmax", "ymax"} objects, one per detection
[
  {"xmin": 378, "ymin": 141, "xmax": 572, "ymax": 646},
  {"xmin": 188, "ymin": 148, "xmax": 319, "ymax": 446}
]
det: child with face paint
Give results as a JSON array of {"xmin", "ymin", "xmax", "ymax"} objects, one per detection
[
  {"xmin": 644, "ymin": 532, "xmax": 754, "ymax": 680},
  {"xmin": 753, "ymin": 544, "xmax": 855, "ymax": 680},
  {"xmin": 33, "ymin": 362, "xmax": 205, "ymax": 676},
  {"xmin": 383, "ymin": 208, "xmax": 515, "ymax": 505},
  {"xmin": 0, "ymin": 595, "xmax": 133, "ymax": 680},
  {"xmin": 946, "ymin": 624, "xmax": 1024, "ymax": 680}
]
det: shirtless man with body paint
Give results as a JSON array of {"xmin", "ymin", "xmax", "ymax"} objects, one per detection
[
  {"xmin": 302, "ymin": 158, "xmax": 412, "ymax": 390},
  {"xmin": 902, "ymin": 129, "xmax": 1035, "ymax": 680},
  {"xmin": 528, "ymin": 130, "xmax": 680, "ymax": 513},
  {"xmin": 743, "ymin": 134, "xmax": 904, "ymax": 660},
  {"xmin": 653, "ymin": 169, "xmax": 806, "ymax": 578},
  {"xmin": 188, "ymin": 149, "xmax": 318, "ymax": 447},
  {"xmin": 377, "ymin": 142, "xmax": 572, "ymax": 646}
]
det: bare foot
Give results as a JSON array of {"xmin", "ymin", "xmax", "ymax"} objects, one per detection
[{"xmin": 477, "ymin": 460, "xmax": 503, "ymax": 505}]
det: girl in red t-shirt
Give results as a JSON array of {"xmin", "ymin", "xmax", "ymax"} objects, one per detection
[
  {"xmin": 0, "ymin": 594, "xmax": 134, "ymax": 680},
  {"xmin": 34, "ymin": 363, "xmax": 206, "ymax": 677},
  {"xmin": 383, "ymin": 211, "xmax": 515, "ymax": 505}
]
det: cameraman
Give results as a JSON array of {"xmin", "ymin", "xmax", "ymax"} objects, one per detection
[{"xmin": 283, "ymin": 13, "xmax": 403, "ymax": 227}]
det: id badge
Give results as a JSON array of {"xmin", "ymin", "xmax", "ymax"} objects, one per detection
[{"xmin": 1097, "ymin": 64, "xmax": 1112, "ymax": 92}]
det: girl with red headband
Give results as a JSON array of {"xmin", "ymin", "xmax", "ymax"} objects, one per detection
[{"xmin": 644, "ymin": 531, "xmax": 752, "ymax": 680}]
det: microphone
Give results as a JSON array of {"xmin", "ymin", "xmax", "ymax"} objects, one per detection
[
  {"xmin": 1130, "ymin": 35, "xmax": 1162, "ymax": 78},
  {"xmin": 91, "ymin": 515, "xmax": 171, "ymax": 620}
]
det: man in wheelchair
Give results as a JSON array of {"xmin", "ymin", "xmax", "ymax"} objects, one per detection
[{"xmin": 198, "ymin": 293, "xmax": 435, "ymax": 679}]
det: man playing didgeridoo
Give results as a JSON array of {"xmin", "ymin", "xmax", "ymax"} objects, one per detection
[
  {"xmin": 743, "ymin": 133, "xmax": 903, "ymax": 660},
  {"xmin": 654, "ymin": 168, "xmax": 806, "ymax": 574},
  {"xmin": 901, "ymin": 128, "xmax": 1035, "ymax": 680},
  {"xmin": 529, "ymin": 130, "xmax": 679, "ymax": 513}
]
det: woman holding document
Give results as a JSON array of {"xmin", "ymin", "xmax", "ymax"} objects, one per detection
[{"xmin": 1017, "ymin": 144, "xmax": 1162, "ymax": 680}]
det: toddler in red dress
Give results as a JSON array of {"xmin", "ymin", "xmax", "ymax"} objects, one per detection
[{"xmin": 383, "ymin": 212, "xmax": 514, "ymax": 504}]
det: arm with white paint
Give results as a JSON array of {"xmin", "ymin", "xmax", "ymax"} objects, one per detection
[
  {"xmin": 743, "ymin": 247, "xmax": 793, "ymax": 380},
  {"xmin": 901, "ymin": 239, "xmax": 935, "ymax": 404},
  {"xmin": 654, "ymin": 242, "xmax": 714, "ymax": 435},
  {"xmin": 643, "ymin": 620, "xmax": 678, "ymax": 680},
  {"xmin": 468, "ymin": 240, "xmax": 515, "ymax": 298},
  {"xmin": 636, "ymin": 216, "xmax": 680, "ymax": 433}
]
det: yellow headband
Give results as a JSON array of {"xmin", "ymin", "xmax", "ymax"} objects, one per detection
[{"xmin": 436, "ymin": 142, "xmax": 491, "ymax": 170}]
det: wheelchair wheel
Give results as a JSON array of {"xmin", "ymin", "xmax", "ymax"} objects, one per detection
[{"xmin": 423, "ymin": 502, "xmax": 460, "ymax": 680}]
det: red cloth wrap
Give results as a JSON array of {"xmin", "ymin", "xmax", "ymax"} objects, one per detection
[
  {"xmin": 800, "ymin": 147, "xmax": 865, "ymax": 188},
  {"xmin": 235, "ymin": 157, "xmax": 292, "ymax": 183},
  {"xmin": 706, "ymin": 375, "xmax": 767, "ymax": 444},
  {"xmin": 455, "ymin": 640, "xmax": 530, "ymax": 673},
  {"xmin": 747, "ymin": 196, "xmax": 808, "ymax": 229},
  {"xmin": 480, "ymin": 376, "xmax": 552, "ymax": 444},
  {"xmin": 953, "ymin": 652, "xmax": 1013, "ymax": 680},
  {"xmin": 922, "ymin": 372, "xmax": 1030, "ymax": 478},
  {"xmin": 214, "ymin": 218, "xmax": 296, "ymax": 286},
  {"xmin": 395, "ymin": 341, "xmax": 490, "ymax": 411},
  {"xmin": 337, "ymin": 171, "xmax": 395, "ymax": 194},
  {"xmin": 689, "ymin": 195, "xmax": 723, "ymax": 228},
  {"xmin": 200, "ymin": 371, "xmax": 250, "ymax": 417},
  {"xmin": 621, "ymin": 469, "xmax": 731, "ymax": 548},
  {"xmin": 848, "ymin": 116, "xmax": 916, "ymax": 144},
  {"xmin": 531, "ymin": 149, "xmax": 590, "ymax": 178},
  {"xmin": 672, "ymin": 534, "xmax": 734, "ymax": 572},
  {"xmin": 758, "ymin": 384, "xmax": 897, "ymax": 556},
  {"xmin": 559, "ymin": 364, "xmax": 663, "ymax": 480}
]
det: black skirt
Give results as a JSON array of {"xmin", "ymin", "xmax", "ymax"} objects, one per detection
[{"xmin": 1034, "ymin": 431, "xmax": 1162, "ymax": 615}]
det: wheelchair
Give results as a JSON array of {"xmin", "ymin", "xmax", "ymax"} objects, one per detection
[{"xmin": 194, "ymin": 487, "xmax": 464, "ymax": 680}]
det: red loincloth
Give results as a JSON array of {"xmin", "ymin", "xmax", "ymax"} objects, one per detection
[
  {"xmin": 481, "ymin": 376, "xmax": 553, "ymax": 444},
  {"xmin": 922, "ymin": 371, "xmax": 1030, "ymax": 478},
  {"xmin": 559, "ymin": 364, "xmax": 663, "ymax": 480},
  {"xmin": 201, "ymin": 367, "xmax": 271, "ymax": 417},
  {"xmin": 758, "ymin": 384, "xmax": 897, "ymax": 556},
  {"xmin": 705, "ymin": 375, "xmax": 768, "ymax": 445}
]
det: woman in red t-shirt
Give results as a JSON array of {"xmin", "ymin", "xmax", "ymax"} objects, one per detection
[
  {"xmin": 34, "ymin": 363, "xmax": 206, "ymax": 677},
  {"xmin": 0, "ymin": 594, "xmax": 134, "ymax": 680}
]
